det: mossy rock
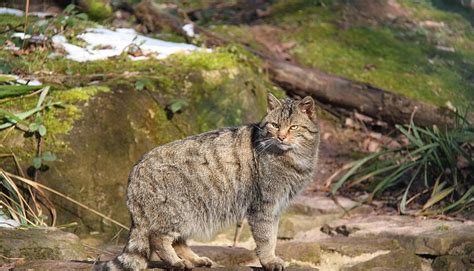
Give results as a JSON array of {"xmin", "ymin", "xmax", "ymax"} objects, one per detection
[
  {"xmin": 0, "ymin": 47, "xmax": 277, "ymax": 238},
  {"xmin": 0, "ymin": 228, "xmax": 87, "ymax": 261},
  {"xmin": 43, "ymin": 59, "xmax": 268, "ymax": 237},
  {"xmin": 79, "ymin": 0, "xmax": 113, "ymax": 20}
]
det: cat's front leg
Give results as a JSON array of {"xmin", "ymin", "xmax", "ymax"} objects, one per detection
[{"xmin": 248, "ymin": 212, "xmax": 285, "ymax": 271}]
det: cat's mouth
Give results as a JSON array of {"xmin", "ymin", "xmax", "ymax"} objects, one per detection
[{"xmin": 274, "ymin": 141, "xmax": 294, "ymax": 151}]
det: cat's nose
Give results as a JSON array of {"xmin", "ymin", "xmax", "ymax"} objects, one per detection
[{"xmin": 277, "ymin": 133, "xmax": 287, "ymax": 141}]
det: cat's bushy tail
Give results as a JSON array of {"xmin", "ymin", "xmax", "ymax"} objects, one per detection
[{"xmin": 95, "ymin": 226, "xmax": 150, "ymax": 271}]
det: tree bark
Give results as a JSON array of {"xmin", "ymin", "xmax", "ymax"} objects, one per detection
[
  {"xmin": 264, "ymin": 58, "xmax": 455, "ymax": 127},
  {"xmin": 134, "ymin": 0, "xmax": 458, "ymax": 128}
]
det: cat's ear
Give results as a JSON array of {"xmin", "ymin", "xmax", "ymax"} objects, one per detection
[
  {"xmin": 267, "ymin": 93, "xmax": 282, "ymax": 112},
  {"xmin": 298, "ymin": 96, "xmax": 316, "ymax": 119}
]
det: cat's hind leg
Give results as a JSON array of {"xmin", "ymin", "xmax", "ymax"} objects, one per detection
[
  {"xmin": 173, "ymin": 239, "xmax": 214, "ymax": 267},
  {"xmin": 151, "ymin": 233, "xmax": 194, "ymax": 270},
  {"xmin": 105, "ymin": 226, "xmax": 150, "ymax": 270}
]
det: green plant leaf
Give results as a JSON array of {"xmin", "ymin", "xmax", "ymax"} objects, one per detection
[
  {"xmin": 76, "ymin": 13, "xmax": 88, "ymax": 20},
  {"xmin": 332, "ymin": 151, "xmax": 389, "ymax": 194},
  {"xmin": 0, "ymin": 109, "xmax": 22, "ymax": 123},
  {"xmin": 32, "ymin": 157, "xmax": 42, "ymax": 169},
  {"xmin": 29, "ymin": 122, "xmax": 40, "ymax": 132},
  {"xmin": 0, "ymin": 85, "xmax": 43, "ymax": 99},
  {"xmin": 64, "ymin": 4, "xmax": 76, "ymax": 14},
  {"xmin": 38, "ymin": 125, "xmax": 47, "ymax": 136},
  {"xmin": 134, "ymin": 80, "xmax": 147, "ymax": 91},
  {"xmin": 422, "ymin": 186, "xmax": 454, "ymax": 211},
  {"xmin": 400, "ymin": 164, "xmax": 422, "ymax": 214},
  {"xmin": 169, "ymin": 99, "xmax": 188, "ymax": 113},
  {"xmin": 36, "ymin": 86, "xmax": 50, "ymax": 109},
  {"xmin": 0, "ymin": 75, "xmax": 17, "ymax": 83},
  {"xmin": 41, "ymin": 151, "xmax": 56, "ymax": 162},
  {"xmin": 66, "ymin": 17, "xmax": 76, "ymax": 27}
]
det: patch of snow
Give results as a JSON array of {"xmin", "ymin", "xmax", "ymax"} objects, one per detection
[
  {"xmin": 30, "ymin": 11, "xmax": 52, "ymax": 18},
  {"xmin": 0, "ymin": 7, "xmax": 52, "ymax": 17},
  {"xmin": 182, "ymin": 23, "xmax": 195, "ymax": 37},
  {"xmin": 16, "ymin": 79, "xmax": 42, "ymax": 86},
  {"xmin": 0, "ymin": 216, "xmax": 20, "ymax": 229},
  {"xmin": 6, "ymin": 75, "xmax": 43, "ymax": 86},
  {"xmin": 11, "ymin": 32, "xmax": 46, "ymax": 42},
  {"xmin": 52, "ymin": 27, "xmax": 207, "ymax": 62},
  {"xmin": 0, "ymin": 7, "xmax": 24, "ymax": 16}
]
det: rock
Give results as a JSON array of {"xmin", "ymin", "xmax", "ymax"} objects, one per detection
[
  {"xmin": 332, "ymin": 215, "xmax": 474, "ymax": 256},
  {"xmin": 342, "ymin": 249, "xmax": 422, "ymax": 271},
  {"xmin": 13, "ymin": 260, "xmax": 92, "ymax": 271},
  {"xmin": 432, "ymin": 255, "xmax": 473, "ymax": 271},
  {"xmin": 4, "ymin": 54, "xmax": 272, "ymax": 236},
  {"xmin": 0, "ymin": 228, "xmax": 87, "ymax": 261},
  {"xmin": 276, "ymin": 241, "xmax": 321, "ymax": 265},
  {"xmin": 319, "ymin": 237, "xmax": 400, "ymax": 257},
  {"xmin": 278, "ymin": 214, "xmax": 337, "ymax": 240},
  {"xmin": 192, "ymin": 242, "xmax": 321, "ymax": 267},
  {"xmin": 192, "ymin": 246, "xmax": 256, "ymax": 267},
  {"xmin": 287, "ymin": 195, "xmax": 359, "ymax": 216},
  {"xmin": 15, "ymin": 260, "xmax": 318, "ymax": 271}
]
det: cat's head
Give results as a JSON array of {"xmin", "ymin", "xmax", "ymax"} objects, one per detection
[{"xmin": 256, "ymin": 93, "xmax": 320, "ymax": 153}]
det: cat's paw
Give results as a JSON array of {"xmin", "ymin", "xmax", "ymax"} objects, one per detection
[
  {"xmin": 192, "ymin": 256, "xmax": 214, "ymax": 267},
  {"xmin": 261, "ymin": 257, "xmax": 285, "ymax": 271},
  {"xmin": 170, "ymin": 259, "xmax": 194, "ymax": 270}
]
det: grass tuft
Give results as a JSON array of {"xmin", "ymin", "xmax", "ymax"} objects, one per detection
[{"xmin": 332, "ymin": 110, "xmax": 474, "ymax": 215}]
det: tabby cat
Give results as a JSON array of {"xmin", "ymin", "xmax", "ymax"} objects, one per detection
[{"xmin": 103, "ymin": 94, "xmax": 320, "ymax": 271}]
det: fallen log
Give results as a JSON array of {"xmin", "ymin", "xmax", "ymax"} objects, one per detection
[
  {"xmin": 264, "ymin": 58, "xmax": 455, "ymax": 127},
  {"xmin": 134, "ymin": 0, "xmax": 458, "ymax": 128}
]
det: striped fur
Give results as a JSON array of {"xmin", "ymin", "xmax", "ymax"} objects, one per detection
[{"xmin": 102, "ymin": 94, "xmax": 320, "ymax": 271}]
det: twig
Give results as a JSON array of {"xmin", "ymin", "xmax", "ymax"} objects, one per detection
[
  {"xmin": 110, "ymin": 228, "xmax": 124, "ymax": 244},
  {"xmin": 33, "ymin": 123, "xmax": 43, "ymax": 182},
  {"xmin": 11, "ymin": 152, "xmax": 26, "ymax": 177},
  {"xmin": 329, "ymin": 193, "xmax": 351, "ymax": 216},
  {"xmin": 323, "ymin": 162, "xmax": 355, "ymax": 188},
  {"xmin": 232, "ymin": 220, "xmax": 244, "ymax": 247},
  {"xmin": 2, "ymin": 170, "xmax": 130, "ymax": 231},
  {"xmin": 22, "ymin": 0, "xmax": 30, "ymax": 49},
  {"xmin": 0, "ymin": 126, "xmax": 15, "ymax": 142},
  {"xmin": 0, "ymin": 88, "xmax": 45, "ymax": 104},
  {"xmin": 82, "ymin": 244, "xmax": 115, "ymax": 256}
]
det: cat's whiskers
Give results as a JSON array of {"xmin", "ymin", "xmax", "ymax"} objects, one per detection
[
  {"xmin": 254, "ymin": 138, "xmax": 273, "ymax": 150},
  {"xmin": 256, "ymin": 140, "xmax": 275, "ymax": 156}
]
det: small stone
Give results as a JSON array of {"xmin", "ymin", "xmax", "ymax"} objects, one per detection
[
  {"xmin": 342, "ymin": 249, "xmax": 421, "ymax": 271},
  {"xmin": 323, "ymin": 132, "xmax": 332, "ymax": 140},
  {"xmin": 367, "ymin": 140, "xmax": 381, "ymax": 153},
  {"xmin": 432, "ymin": 255, "xmax": 473, "ymax": 271}
]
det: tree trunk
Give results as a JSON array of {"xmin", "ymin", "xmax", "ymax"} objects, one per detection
[{"xmin": 264, "ymin": 58, "xmax": 455, "ymax": 127}]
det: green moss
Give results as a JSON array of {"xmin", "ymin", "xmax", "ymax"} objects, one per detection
[
  {"xmin": 0, "ymin": 15, "xmax": 26, "ymax": 28},
  {"xmin": 278, "ymin": 3, "xmax": 474, "ymax": 106},
  {"xmin": 45, "ymin": 86, "xmax": 110, "ymax": 136},
  {"xmin": 82, "ymin": 0, "xmax": 113, "ymax": 20},
  {"xmin": 19, "ymin": 247, "xmax": 61, "ymax": 260},
  {"xmin": 205, "ymin": 0, "xmax": 474, "ymax": 107},
  {"xmin": 54, "ymin": 86, "xmax": 109, "ymax": 103},
  {"xmin": 167, "ymin": 50, "xmax": 240, "ymax": 71}
]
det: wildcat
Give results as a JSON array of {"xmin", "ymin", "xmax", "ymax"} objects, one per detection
[{"xmin": 103, "ymin": 94, "xmax": 320, "ymax": 271}]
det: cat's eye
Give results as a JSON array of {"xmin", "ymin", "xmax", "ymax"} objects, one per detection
[
  {"xmin": 290, "ymin": 125, "xmax": 299, "ymax": 130},
  {"xmin": 269, "ymin": 122, "xmax": 279, "ymax": 129}
]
